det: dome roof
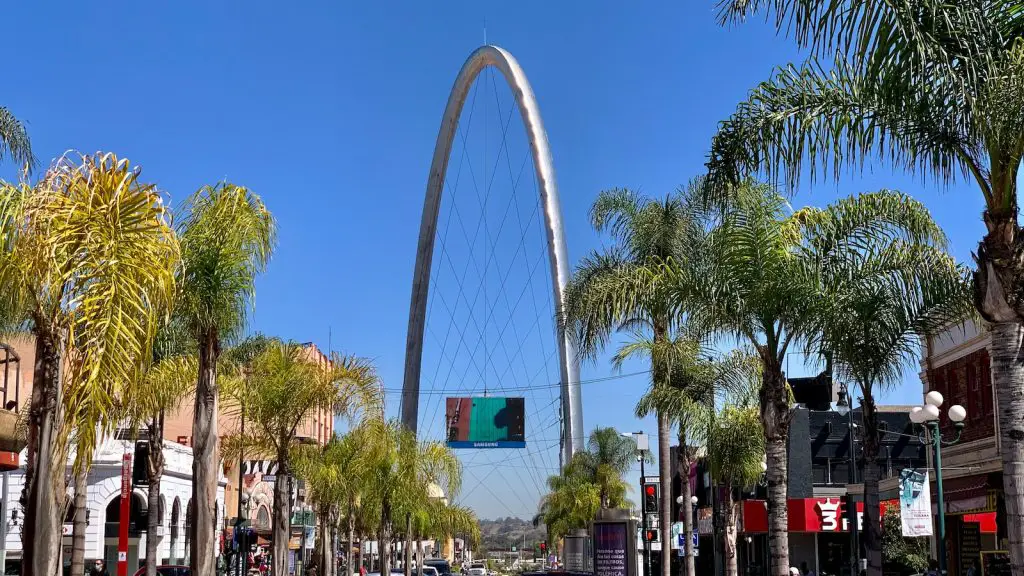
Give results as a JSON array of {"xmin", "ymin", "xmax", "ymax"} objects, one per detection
[{"xmin": 427, "ymin": 483, "xmax": 446, "ymax": 500}]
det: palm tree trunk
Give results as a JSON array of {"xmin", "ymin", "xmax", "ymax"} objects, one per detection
[
  {"xmin": 416, "ymin": 537, "xmax": 423, "ymax": 576},
  {"xmin": 404, "ymin": 514, "xmax": 412, "ymax": 576},
  {"xmin": 347, "ymin": 503, "xmax": 356, "ymax": 576},
  {"xmin": 192, "ymin": 332, "xmax": 221, "ymax": 576},
  {"xmin": 679, "ymin": 449, "xmax": 695, "ymax": 576},
  {"xmin": 676, "ymin": 436, "xmax": 695, "ymax": 576},
  {"xmin": 147, "ymin": 413, "xmax": 166, "ymax": 576},
  {"xmin": 71, "ymin": 456, "xmax": 89, "ymax": 576},
  {"xmin": 28, "ymin": 329, "xmax": 64, "ymax": 576},
  {"xmin": 860, "ymin": 392, "xmax": 882, "ymax": 576},
  {"xmin": 653, "ymin": 318, "xmax": 671, "ymax": 576},
  {"xmin": 723, "ymin": 488, "xmax": 738, "ymax": 576},
  {"xmin": 380, "ymin": 505, "xmax": 392, "ymax": 575},
  {"xmin": 988, "ymin": 321, "xmax": 1024, "ymax": 575},
  {"xmin": 760, "ymin": 361, "xmax": 790, "ymax": 576},
  {"xmin": 272, "ymin": 467, "xmax": 292, "ymax": 576},
  {"xmin": 656, "ymin": 412, "xmax": 672, "ymax": 576}
]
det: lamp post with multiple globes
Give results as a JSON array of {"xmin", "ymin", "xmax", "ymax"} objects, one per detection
[{"xmin": 908, "ymin": 390, "xmax": 967, "ymax": 576}]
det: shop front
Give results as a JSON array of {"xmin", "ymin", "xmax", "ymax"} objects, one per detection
[
  {"xmin": 931, "ymin": 474, "xmax": 1003, "ymax": 576},
  {"xmin": 739, "ymin": 497, "xmax": 895, "ymax": 576}
]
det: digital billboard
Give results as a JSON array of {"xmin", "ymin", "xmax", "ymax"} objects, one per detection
[{"xmin": 445, "ymin": 397, "xmax": 525, "ymax": 448}]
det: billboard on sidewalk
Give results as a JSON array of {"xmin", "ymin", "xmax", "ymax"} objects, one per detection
[
  {"xmin": 445, "ymin": 397, "xmax": 525, "ymax": 448},
  {"xmin": 899, "ymin": 468, "xmax": 933, "ymax": 537}
]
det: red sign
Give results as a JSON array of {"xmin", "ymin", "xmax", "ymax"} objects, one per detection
[
  {"xmin": 740, "ymin": 498, "xmax": 896, "ymax": 533},
  {"xmin": 118, "ymin": 452, "xmax": 131, "ymax": 576}
]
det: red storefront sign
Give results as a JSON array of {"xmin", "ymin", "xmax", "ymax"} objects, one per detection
[{"xmin": 740, "ymin": 498, "xmax": 897, "ymax": 533}]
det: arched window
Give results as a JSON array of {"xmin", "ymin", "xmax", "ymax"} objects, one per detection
[
  {"xmin": 105, "ymin": 493, "xmax": 148, "ymax": 532},
  {"xmin": 170, "ymin": 498, "xmax": 181, "ymax": 564}
]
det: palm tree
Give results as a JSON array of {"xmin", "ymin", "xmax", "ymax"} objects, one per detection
[
  {"xmin": 570, "ymin": 427, "xmax": 637, "ymax": 509},
  {"xmin": 362, "ymin": 419, "xmax": 461, "ymax": 576},
  {"xmin": 294, "ymin": 422, "xmax": 381, "ymax": 576},
  {"xmin": 534, "ymin": 427, "xmax": 638, "ymax": 544},
  {"xmin": 633, "ymin": 343, "xmax": 758, "ymax": 575},
  {"xmin": 175, "ymin": 182, "xmax": 275, "ymax": 576},
  {"xmin": 707, "ymin": 399, "xmax": 764, "ymax": 576},
  {"xmin": 817, "ymin": 244, "xmax": 972, "ymax": 576},
  {"xmin": 562, "ymin": 189, "xmax": 695, "ymax": 576},
  {"xmin": 223, "ymin": 342, "xmax": 381, "ymax": 576},
  {"xmin": 0, "ymin": 153, "xmax": 178, "ymax": 576},
  {"xmin": 669, "ymin": 182, "xmax": 947, "ymax": 575},
  {"xmin": 708, "ymin": 2, "xmax": 1024, "ymax": 570},
  {"xmin": 0, "ymin": 107, "xmax": 34, "ymax": 174},
  {"xmin": 129, "ymin": 354, "xmax": 198, "ymax": 576}
]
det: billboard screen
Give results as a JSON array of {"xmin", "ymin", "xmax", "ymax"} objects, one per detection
[{"xmin": 445, "ymin": 397, "xmax": 525, "ymax": 448}]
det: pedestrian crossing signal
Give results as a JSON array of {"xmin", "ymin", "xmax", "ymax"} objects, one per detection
[{"xmin": 644, "ymin": 530, "xmax": 658, "ymax": 542}]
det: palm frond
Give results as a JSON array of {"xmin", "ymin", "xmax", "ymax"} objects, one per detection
[{"xmin": 176, "ymin": 182, "xmax": 277, "ymax": 343}]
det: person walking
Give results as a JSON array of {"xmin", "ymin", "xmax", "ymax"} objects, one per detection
[{"xmin": 90, "ymin": 560, "xmax": 111, "ymax": 576}]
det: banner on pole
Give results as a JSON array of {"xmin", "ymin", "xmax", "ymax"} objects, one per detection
[{"xmin": 899, "ymin": 469, "xmax": 932, "ymax": 537}]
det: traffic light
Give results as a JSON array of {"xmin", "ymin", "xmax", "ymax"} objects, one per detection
[
  {"xmin": 642, "ymin": 482, "xmax": 659, "ymax": 513},
  {"xmin": 540, "ymin": 542, "xmax": 547, "ymax": 553},
  {"xmin": 644, "ymin": 529, "xmax": 659, "ymax": 542}
]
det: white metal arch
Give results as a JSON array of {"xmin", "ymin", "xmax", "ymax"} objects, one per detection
[{"xmin": 401, "ymin": 44, "xmax": 583, "ymax": 464}]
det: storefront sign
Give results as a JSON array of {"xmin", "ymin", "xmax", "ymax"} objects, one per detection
[
  {"xmin": 593, "ymin": 522, "xmax": 629, "ymax": 576},
  {"xmin": 740, "ymin": 498, "xmax": 895, "ymax": 533},
  {"xmin": 899, "ymin": 469, "xmax": 933, "ymax": 537}
]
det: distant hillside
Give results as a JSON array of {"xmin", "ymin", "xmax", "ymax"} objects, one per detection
[{"xmin": 478, "ymin": 517, "xmax": 547, "ymax": 554}]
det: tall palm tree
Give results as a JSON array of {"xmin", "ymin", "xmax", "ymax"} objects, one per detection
[
  {"xmin": 817, "ymin": 244, "xmax": 972, "ymax": 576},
  {"xmin": 175, "ymin": 183, "xmax": 275, "ymax": 576},
  {"xmin": 562, "ymin": 189, "xmax": 694, "ymax": 576},
  {"xmin": 0, "ymin": 153, "xmax": 178, "ymax": 576},
  {"xmin": 707, "ymin": 399, "xmax": 764, "ymax": 576},
  {"xmin": 0, "ymin": 107, "xmax": 34, "ymax": 174},
  {"xmin": 708, "ymin": 2, "xmax": 1024, "ymax": 570},
  {"xmin": 223, "ymin": 341, "xmax": 381, "ymax": 576},
  {"xmin": 633, "ymin": 343, "xmax": 758, "ymax": 575},
  {"xmin": 669, "ymin": 182, "xmax": 947, "ymax": 575}
]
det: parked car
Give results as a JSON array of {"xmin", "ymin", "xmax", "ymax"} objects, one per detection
[
  {"xmin": 423, "ymin": 560, "xmax": 452, "ymax": 576},
  {"xmin": 466, "ymin": 565, "xmax": 487, "ymax": 576},
  {"xmin": 132, "ymin": 566, "xmax": 191, "ymax": 576},
  {"xmin": 421, "ymin": 566, "xmax": 439, "ymax": 576}
]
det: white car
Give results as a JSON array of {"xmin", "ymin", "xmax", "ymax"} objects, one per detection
[
  {"xmin": 422, "ymin": 567, "xmax": 439, "ymax": 576},
  {"xmin": 467, "ymin": 567, "xmax": 487, "ymax": 576}
]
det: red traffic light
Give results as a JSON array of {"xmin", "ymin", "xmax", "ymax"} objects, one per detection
[
  {"xmin": 645, "ymin": 485, "xmax": 656, "ymax": 495},
  {"xmin": 644, "ymin": 530, "xmax": 658, "ymax": 542}
]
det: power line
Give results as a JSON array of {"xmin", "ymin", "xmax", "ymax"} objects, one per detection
[{"xmin": 384, "ymin": 369, "xmax": 652, "ymax": 395}]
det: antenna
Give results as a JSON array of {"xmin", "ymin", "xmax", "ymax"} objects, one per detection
[{"xmin": 484, "ymin": 17, "xmax": 487, "ymax": 45}]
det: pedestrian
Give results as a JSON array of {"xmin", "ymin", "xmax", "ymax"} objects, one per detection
[
  {"xmin": 925, "ymin": 560, "xmax": 940, "ymax": 576},
  {"xmin": 90, "ymin": 560, "xmax": 111, "ymax": 576},
  {"xmin": 789, "ymin": 567, "xmax": 800, "ymax": 576},
  {"xmin": 801, "ymin": 562, "xmax": 816, "ymax": 576},
  {"xmin": 967, "ymin": 558, "xmax": 981, "ymax": 576}
]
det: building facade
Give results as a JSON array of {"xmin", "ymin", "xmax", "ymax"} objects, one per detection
[
  {"xmin": 919, "ymin": 320, "xmax": 1007, "ymax": 573},
  {"xmin": 676, "ymin": 403, "xmax": 927, "ymax": 576},
  {"xmin": 0, "ymin": 439, "xmax": 227, "ymax": 573}
]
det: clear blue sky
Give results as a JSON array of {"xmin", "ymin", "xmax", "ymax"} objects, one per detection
[{"xmin": 2, "ymin": 1, "xmax": 989, "ymax": 520}]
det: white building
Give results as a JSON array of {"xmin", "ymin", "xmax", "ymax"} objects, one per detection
[{"xmin": 1, "ymin": 437, "xmax": 227, "ymax": 572}]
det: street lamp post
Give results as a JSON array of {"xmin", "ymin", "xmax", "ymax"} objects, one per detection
[
  {"xmin": 909, "ymin": 391, "xmax": 966, "ymax": 576},
  {"xmin": 624, "ymin": 432, "xmax": 651, "ymax": 576},
  {"xmin": 834, "ymin": 383, "xmax": 859, "ymax": 576},
  {"xmin": 674, "ymin": 495, "xmax": 699, "ymax": 557}
]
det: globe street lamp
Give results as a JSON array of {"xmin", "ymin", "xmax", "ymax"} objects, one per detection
[
  {"xmin": 834, "ymin": 382, "xmax": 859, "ymax": 576},
  {"xmin": 908, "ymin": 391, "xmax": 967, "ymax": 576}
]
